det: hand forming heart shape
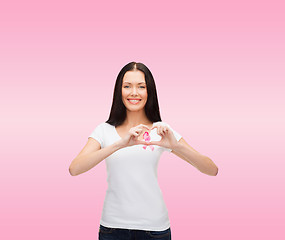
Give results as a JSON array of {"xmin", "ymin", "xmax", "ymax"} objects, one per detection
[{"xmin": 141, "ymin": 124, "xmax": 178, "ymax": 151}]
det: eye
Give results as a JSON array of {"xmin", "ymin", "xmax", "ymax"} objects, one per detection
[{"xmin": 123, "ymin": 86, "xmax": 145, "ymax": 88}]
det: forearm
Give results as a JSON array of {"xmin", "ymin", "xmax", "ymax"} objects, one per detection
[
  {"xmin": 69, "ymin": 141, "xmax": 123, "ymax": 176},
  {"xmin": 172, "ymin": 142, "xmax": 218, "ymax": 176}
]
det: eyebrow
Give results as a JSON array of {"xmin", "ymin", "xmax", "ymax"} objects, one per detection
[{"xmin": 123, "ymin": 82, "xmax": 146, "ymax": 84}]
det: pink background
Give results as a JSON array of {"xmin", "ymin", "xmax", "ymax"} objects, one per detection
[{"xmin": 1, "ymin": 0, "xmax": 284, "ymax": 239}]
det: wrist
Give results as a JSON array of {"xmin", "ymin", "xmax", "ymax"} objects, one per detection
[
  {"xmin": 114, "ymin": 140, "xmax": 125, "ymax": 150},
  {"xmin": 171, "ymin": 141, "xmax": 180, "ymax": 151}
]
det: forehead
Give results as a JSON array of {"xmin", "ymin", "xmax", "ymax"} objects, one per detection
[{"xmin": 123, "ymin": 70, "xmax": 145, "ymax": 84}]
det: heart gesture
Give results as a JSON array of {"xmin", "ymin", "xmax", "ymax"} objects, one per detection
[
  {"xmin": 119, "ymin": 124, "xmax": 152, "ymax": 148},
  {"xmin": 145, "ymin": 124, "xmax": 178, "ymax": 150}
]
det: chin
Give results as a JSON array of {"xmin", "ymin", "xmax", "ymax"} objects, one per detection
[{"xmin": 124, "ymin": 101, "xmax": 146, "ymax": 110}]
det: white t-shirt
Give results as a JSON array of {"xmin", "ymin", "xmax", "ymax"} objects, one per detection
[{"xmin": 88, "ymin": 121, "xmax": 182, "ymax": 231}]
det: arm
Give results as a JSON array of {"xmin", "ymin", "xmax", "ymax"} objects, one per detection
[
  {"xmin": 69, "ymin": 138, "xmax": 123, "ymax": 176},
  {"xmin": 69, "ymin": 124, "xmax": 151, "ymax": 176},
  {"xmin": 171, "ymin": 138, "xmax": 218, "ymax": 176}
]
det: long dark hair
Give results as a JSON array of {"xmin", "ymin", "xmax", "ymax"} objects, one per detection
[{"xmin": 106, "ymin": 61, "xmax": 162, "ymax": 127}]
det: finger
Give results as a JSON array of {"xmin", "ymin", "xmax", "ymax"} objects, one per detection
[
  {"xmin": 158, "ymin": 126, "xmax": 164, "ymax": 136},
  {"xmin": 151, "ymin": 124, "xmax": 164, "ymax": 130},
  {"xmin": 151, "ymin": 125, "xmax": 158, "ymax": 130},
  {"xmin": 136, "ymin": 140, "xmax": 149, "ymax": 145},
  {"xmin": 162, "ymin": 127, "xmax": 168, "ymax": 134},
  {"xmin": 152, "ymin": 126, "xmax": 160, "ymax": 135},
  {"xmin": 147, "ymin": 141, "xmax": 160, "ymax": 146},
  {"xmin": 151, "ymin": 125, "xmax": 167, "ymax": 136},
  {"xmin": 135, "ymin": 129, "xmax": 143, "ymax": 134},
  {"xmin": 151, "ymin": 126, "xmax": 161, "ymax": 135},
  {"xmin": 131, "ymin": 130, "xmax": 140, "ymax": 137},
  {"xmin": 138, "ymin": 124, "xmax": 151, "ymax": 130}
]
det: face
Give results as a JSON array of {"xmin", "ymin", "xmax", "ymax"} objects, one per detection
[{"xmin": 121, "ymin": 70, "xmax": 148, "ymax": 111}]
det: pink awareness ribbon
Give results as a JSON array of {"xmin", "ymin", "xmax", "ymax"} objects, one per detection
[{"xmin": 142, "ymin": 131, "xmax": 154, "ymax": 151}]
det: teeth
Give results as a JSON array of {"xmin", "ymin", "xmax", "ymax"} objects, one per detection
[{"xmin": 129, "ymin": 100, "xmax": 140, "ymax": 103}]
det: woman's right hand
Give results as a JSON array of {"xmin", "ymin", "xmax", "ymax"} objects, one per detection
[{"xmin": 117, "ymin": 124, "xmax": 151, "ymax": 148}]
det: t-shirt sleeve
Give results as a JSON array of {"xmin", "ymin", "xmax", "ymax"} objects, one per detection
[
  {"xmin": 163, "ymin": 123, "xmax": 182, "ymax": 152},
  {"xmin": 88, "ymin": 123, "xmax": 105, "ymax": 148}
]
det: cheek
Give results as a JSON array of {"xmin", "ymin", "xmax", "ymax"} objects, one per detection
[
  {"xmin": 121, "ymin": 89, "xmax": 128, "ymax": 97},
  {"xmin": 142, "ymin": 91, "xmax": 148, "ymax": 99}
]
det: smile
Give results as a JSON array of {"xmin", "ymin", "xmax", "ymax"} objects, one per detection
[{"xmin": 127, "ymin": 99, "xmax": 142, "ymax": 104}]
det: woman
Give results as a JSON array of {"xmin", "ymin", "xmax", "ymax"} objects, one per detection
[{"xmin": 69, "ymin": 62, "xmax": 218, "ymax": 240}]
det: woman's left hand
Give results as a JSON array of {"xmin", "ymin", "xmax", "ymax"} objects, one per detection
[{"xmin": 145, "ymin": 124, "xmax": 178, "ymax": 150}]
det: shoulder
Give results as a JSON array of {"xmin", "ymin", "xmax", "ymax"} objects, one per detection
[
  {"xmin": 102, "ymin": 122, "xmax": 115, "ymax": 130},
  {"xmin": 94, "ymin": 122, "xmax": 106, "ymax": 129},
  {"xmin": 91, "ymin": 122, "xmax": 111, "ymax": 132},
  {"xmin": 98, "ymin": 122, "xmax": 117, "ymax": 133}
]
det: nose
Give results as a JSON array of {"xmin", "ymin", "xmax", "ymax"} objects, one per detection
[{"xmin": 131, "ymin": 87, "xmax": 138, "ymax": 95}]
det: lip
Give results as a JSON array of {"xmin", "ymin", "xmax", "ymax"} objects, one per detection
[{"xmin": 127, "ymin": 99, "xmax": 142, "ymax": 104}]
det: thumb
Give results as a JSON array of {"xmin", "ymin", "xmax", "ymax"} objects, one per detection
[
  {"xmin": 147, "ymin": 140, "xmax": 161, "ymax": 146},
  {"xmin": 136, "ymin": 140, "xmax": 149, "ymax": 145}
]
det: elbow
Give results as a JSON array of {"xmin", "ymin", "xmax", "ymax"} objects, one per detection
[
  {"xmin": 69, "ymin": 165, "xmax": 78, "ymax": 176},
  {"xmin": 202, "ymin": 167, "xmax": 218, "ymax": 176},
  {"xmin": 210, "ymin": 163, "xmax": 219, "ymax": 176},
  {"xmin": 212, "ymin": 167, "xmax": 218, "ymax": 176},
  {"xmin": 69, "ymin": 167, "xmax": 75, "ymax": 176},
  {"xmin": 69, "ymin": 158, "xmax": 81, "ymax": 176},
  {"xmin": 201, "ymin": 168, "xmax": 218, "ymax": 176},
  {"xmin": 206, "ymin": 161, "xmax": 218, "ymax": 176},
  {"xmin": 207, "ymin": 157, "xmax": 218, "ymax": 176},
  {"xmin": 202, "ymin": 157, "xmax": 219, "ymax": 176},
  {"xmin": 69, "ymin": 157, "xmax": 88, "ymax": 176}
]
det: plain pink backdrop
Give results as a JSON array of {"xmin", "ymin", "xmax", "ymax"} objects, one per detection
[{"xmin": 1, "ymin": 0, "xmax": 284, "ymax": 239}]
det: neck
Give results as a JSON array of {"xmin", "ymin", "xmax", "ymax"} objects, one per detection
[{"xmin": 123, "ymin": 109, "xmax": 152, "ymax": 127}]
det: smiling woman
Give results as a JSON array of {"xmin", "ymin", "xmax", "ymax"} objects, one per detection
[
  {"xmin": 104, "ymin": 62, "xmax": 161, "ymax": 128},
  {"xmin": 121, "ymin": 70, "xmax": 147, "ymax": 109},
  {"xmin": 69, "ymin": 61, "xmax": 218, "ymax": 240}
]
